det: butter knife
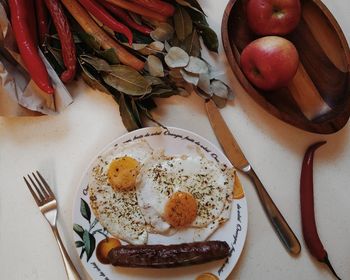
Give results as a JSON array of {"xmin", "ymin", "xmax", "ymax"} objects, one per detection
[{"xmin": 205, "ymin": 99, "xmax": 301, "ymax": 255}]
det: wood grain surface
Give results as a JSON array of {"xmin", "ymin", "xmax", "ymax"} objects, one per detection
[{"xmin": 222, "ymin": 0, "xmax": 350, "ymax": 134}]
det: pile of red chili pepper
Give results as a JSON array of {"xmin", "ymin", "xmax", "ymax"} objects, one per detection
[{"xmin": 8, "ymin": 0, "xmax": 175, "ymax": 94}]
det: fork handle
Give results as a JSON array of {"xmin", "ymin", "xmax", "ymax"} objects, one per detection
[{"xmin": 51, "ymin": 227, "xmax": 81, "ymax": 280}]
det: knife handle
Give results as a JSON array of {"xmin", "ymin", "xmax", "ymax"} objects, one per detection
[{"xmin": 244, "ymin": 166, "xmax": 301, "ymax": 255}]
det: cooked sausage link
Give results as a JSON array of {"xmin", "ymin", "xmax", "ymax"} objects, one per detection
[{"xmin": 108, "ymin": 241, "xmax": 230, "ymax": 268}]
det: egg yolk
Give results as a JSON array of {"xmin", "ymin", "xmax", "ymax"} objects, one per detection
[
  {"xmin": 164, "ymin": 191, "xmax": 197, "ymax": 228},
  {"xmin": 107, "ymin": 156, "xmax": 140, "ymax": 191}
]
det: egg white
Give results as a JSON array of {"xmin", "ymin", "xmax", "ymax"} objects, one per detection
[
  {"xmin": 136, "ymin": 149, "xmax": 235, "ymax": 241},
  {"xmin": 88, "ymin": 139, "xmax": 152, "ymax": 245}
]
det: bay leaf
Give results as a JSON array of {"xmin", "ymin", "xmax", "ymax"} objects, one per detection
[
  {"xmin": 95, "ymin": 48, "xmax": 120, "ymax": 64},
  {"xmin": 144, "ymin": 76, "xmax": 165, "ymax": 86},
  {"xmin": 119, "ymin": 94, "xmax": 141, "ymax": 131},
  {"xmin": 184, "ymin": 56, "xmax": 209, "ymax": 74},
  {"xmin": 176, "ymin": 0, "xmax": 205, "ymax": 15},
  {"xmin": 182, "ymin": 30, "xmax": 201, "ymax": 57},
  {"xmin": 199, "ymin": 26, "xmax": 219, "ymax": 53},
  {"xmin": 150, "ymin": 23, "xmax": 174, "ymax": 42},
  {"xmin": 173, "ymin": 7, "xmax": 193, "ymax": 41},
  {"xmin": 169, "ymin": 68, "xmax": 183, "ymax": 80},
  {"xmin": 131, "ymin": 98, "xmax": 142, "ymax": 127},
  {"xmin": 164, "ymin": 47, "xmax": 189, "ymax": 68},
  {"xmin": 80, "ymin": 55, "xmax": 112, "ymax": 72},
  {"xmin": 46, "ymin": 45, "xmax": 64, "ymax": 69},
  {"xmin": 102, "ymin": 65, "xmax": 152, "ymax": 96},
  {"xmin": 146, "ymin": 55, "xmax": 164, "ymax": 77},
  {"xmin": 79, "ymin": 60, "xmax": 110, "ymax": 94}
]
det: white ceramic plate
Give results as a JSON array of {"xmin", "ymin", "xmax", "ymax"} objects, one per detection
[{"xmin": 72, "ymin": 127, "xmax": 248, "ymax": 280}]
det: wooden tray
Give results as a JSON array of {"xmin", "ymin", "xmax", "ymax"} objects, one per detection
[{"xmin": 222, "ymin": 0, "xmax": 350, "ymax": 134}]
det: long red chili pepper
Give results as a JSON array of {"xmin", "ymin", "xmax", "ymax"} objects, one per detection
[
  {"xmin": 9, "ymin": 0, "xmax": 54, "ymax": 94},
  {"xmin": 44, "ymin": 0, "xmax": 77, "ymax": 83},
  {"xmin": 300, "ymin": 141, "xmax": 341, "ymax": 280},
  {"xmin": 130, "ymin": 0, "xmax": 175, "ymax": 17},
  {"xmin": 100, "ymin": 0, "xmax": 153, "ymax": 35},
  {"xmin": 77, "ymin": 0, "xmax": 133, "ymax": 45},
  {"xmin": 35, "ymin": 0, "xmax": 49, "ymax": 46}
]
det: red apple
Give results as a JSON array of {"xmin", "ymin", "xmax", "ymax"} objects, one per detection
[
  {"xmin": 240, "ymin": 36, "xmax": 299, "ymax": 91},
  {"xmin": 246, "ymin": 0, "xmax": 301, "ymax": 35}
]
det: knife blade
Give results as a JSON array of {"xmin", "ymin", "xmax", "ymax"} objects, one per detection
[{"xmin": 205, "ymin": 99, "xmax": 301, "ymax": 255}]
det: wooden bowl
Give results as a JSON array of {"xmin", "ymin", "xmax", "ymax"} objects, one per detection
[{"xmin": 222, "ymin": 0, "xmax": 350, "ymax": 134}]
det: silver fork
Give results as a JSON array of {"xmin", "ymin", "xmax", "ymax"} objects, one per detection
[{"xmin": 24, "ymin": 171, "xmax": 81, "ymax": 280}]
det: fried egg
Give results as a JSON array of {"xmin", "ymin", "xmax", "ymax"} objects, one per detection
[
  {"xmin": 88, "ymin": 139, "xmax": 152, "ymax": 245},
  {"xmin": 136, "ymin": 149, "xmax": 234, "ymax": 241}
]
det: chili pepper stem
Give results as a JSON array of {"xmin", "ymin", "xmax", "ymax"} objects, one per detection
[{"xmin": 323, "ymin": 255, "xmax": 342, "ymax": 280}]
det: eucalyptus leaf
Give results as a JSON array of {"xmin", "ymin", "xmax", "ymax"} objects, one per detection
[
  {"xmin": 73, "ymin": 224, "xmax": 84, "ymax": 239},
  {"xmin": 184, "ymin": 56, "xmax": 209, "ymax": 74},
  {"xmin": 131, "ymin": 43, "xmax": 149, "ymax": 51},
  {"xmin": 182, "ymin": 30, "xmax": 201, "ymax": 57},
  {"xmin": 198, "ymin": 73, "xmax": 211, "ymax": 95},
  {"xmin": 147, "ymin": 55, "xmax": 164, "ymax": 77},
  {"xmin": 139, "ymin": 41, "xmax": 165, "ymax": 56},
  {"xmin": 164, "ymin": 41, "xmax": 172, "ymax": 52},
  {"xmin": 165, "ymin": 47, "xmax": 189, "ymax": 68},
  {"xmin": 119, "ymin": 94, "xmax": 141, "ymax": 131},
  {"xmin": 212, "ymin": 94, "xmax": 227, "ymax": 108},
  {"xmin": 150, "ymin": 23, "xmax": 174, "ymax": 42},
  {"xmin": 80, "ymin": 55, "xmax": 112, "ymax": 72},
  {"xmin": 180, "ymin": 69, "xmax": 200, "ymax": 85},
  {"xmin": 173, "ymin": 7, "xmax": 193, "ymax": 41},
  {"xmin": 103, "ymin": 65, "xmax": 152, "ymax": 96},
  {"xmin": 83, "ymin": 230, "xmax": 96, "ymax": 262},
  {"xmin": 211, "ymin": 79, "xmax": 234, "ymax": 100},
  {"xmin": 80, "ymin": 198, "xmax": 91, "ymax": 222}
]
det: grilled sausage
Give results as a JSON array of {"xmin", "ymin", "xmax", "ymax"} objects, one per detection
[{"xmin": 108, "ymin": 241, "xmax": 230, "ymax": 268}]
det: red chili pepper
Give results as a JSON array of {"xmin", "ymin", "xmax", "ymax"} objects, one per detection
[
  {"xmin": 35, "ymin": 0, "xmax": 49, "ymax": 46},
  {"xmin": 44, "ymin": 0, "xmax": 77, "ymax": 83},
  {"xmin": 9, "ymin": 0, "xmax": 54, "ymax": 94},
  {"xmin": 77, "ymin": 0, "xmax": 133, "ymax": 45},
  {"xmin": 130, "ymin": 0, "xmax": 175, "ymax": 17},
  {"xmin": 300, "ymin": 141, "xmax": 341, "ymax": 280},
  {"xmin": 100, "ymin": 0, "xmax": 153, "ymax": 35}
]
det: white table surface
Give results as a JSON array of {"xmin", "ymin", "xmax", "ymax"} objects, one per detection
[{"xmin": 1, "ymin": 0, "xmax": 350, "ymax": 279}]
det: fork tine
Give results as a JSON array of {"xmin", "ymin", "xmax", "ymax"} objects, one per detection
[
  {"xmin": 27, "ymin": 174, "xmax": 45, "ymax": 201},
  {"xmin": 32, "ymin": 171, "xmax": 50, "ymax": 198},
  {"xmin": 36, "ymin": 171, "xmax": 55, "ymax": 197},
  {"xmin": 23, "ymin": 176, "xmax": 41, "ymax": 205}
]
